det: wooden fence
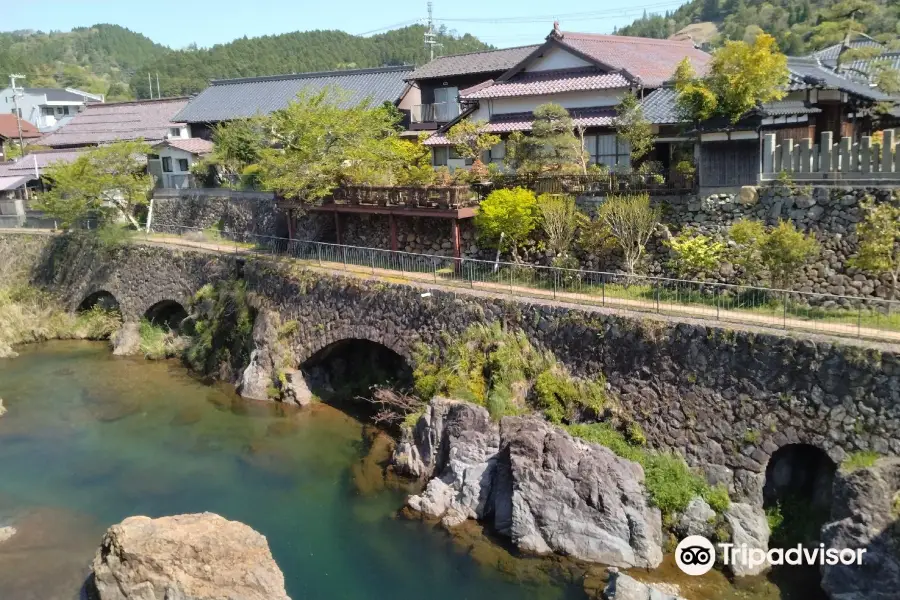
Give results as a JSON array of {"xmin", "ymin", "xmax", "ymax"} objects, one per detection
[{"xmin": 762, "ymin": 131, "xmax": 900, "ymax": 181}]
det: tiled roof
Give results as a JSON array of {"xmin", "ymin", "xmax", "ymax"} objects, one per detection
[
  {"xmin": 39, "ymin": 98, "xmax": 189, "ymax": 148},
  {"xmin": 0, "ymin": 149, "xmax": 88, "ymax": 176},
  {"xmin": 22, "ymin": 87, "xmax": 95, "ymax": 103},
  {"xmin": 812, "ymin": 34, "xmax": 884, "ymax": 66},
  {"xmin": 423, "ymin": 106, "xmax": 617, "ymax": 145},
  {"xmin": 0, "ymin": 114, "xmax": 42, "ymax": 139},
  {"xmin": 786, "ymin": 57, "xmax": 892, "ymax": 102},
  {"xmin": 156, "ymin": 137, "xmax": 215, "ymax": 155},
  {"xmin": 408, "ymin": 45, "xmax": 539, "ymax": 80},
  {"xmin": 553, "ymin": 31, "xmax": 711, "ymax": 88},
  {"xmin": 0, "ymin": 175, "xmax": 29, "ymax": 191},
  {"xmin": 461, "ymin": 67, "xmax": 630, "ymax": 99},
  {"xmin": 840, "ymin": 52, "xmax": 900, "ymax": 85},
  {"xmin": 640, "ymin": 87, "xmax": 681, "ymax": 124},
  {"xmin": 172, "ymin": 66, "xmax": 412, "ymax": 124},
  {"xmin": 761, "ymin": 100, "xmax": 822, "ymax": 116}
]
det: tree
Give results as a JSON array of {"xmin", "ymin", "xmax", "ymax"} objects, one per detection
[
  {"xmin": 446, "ymin": 119, "xmax": 500, "ymax": 163},
  {"xmin": 728, "ymin": 218, "xmax": 767, "ymax": 281},
  {"xmin": 851, "ymin": 200, "xmax": 900, "ymax": 299},
  {"xmin": 675, "ymin": 34, "xmax": 789, "ymax": 123},
  {"xmin": 257, "ymin": 89, "xmax": 399, "ymax": 208},
  {"xmin": 529, "ymin": 104, "xmax": 586, "ymax": 173},
  {"xmin": 34, "ymin": 140, "xmax": 152, "ymax": 228},
  {"xmin": 537, "ymin": 194, "xmax": 585, "ymax": 257},
  {"xmin": 615, "ymin": 92, "xmax": 655, "ymax": 162},
  {"xmin": 474, "ymin": 188, "xmax": 538, "ymax": 259},
  {"xmin": 211, "ymin": 117, "xmax": 268, "ymax": 177},
  {"xmin": 760, "ymin": 220, "xmax": 819, "ymax": 288},
  {"xmin": 666, "ymin": 229, "xmax": 726, "ymax": 278},
  {"xmin": 597, "ymin": 193, "xmax": 661, "ymax": 274}
]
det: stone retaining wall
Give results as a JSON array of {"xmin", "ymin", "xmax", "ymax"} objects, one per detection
[
  {"xmin": 6, "ymin": 232, "xmax": 896, "ymax": 509},
  {"xmin": 151, "ymin": 192, "xmax": 282, "ymax": 238}
]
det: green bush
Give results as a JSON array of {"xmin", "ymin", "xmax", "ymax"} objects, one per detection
[
  {"xmin": 474, "ymin": 188, "xmax": 538, "ymax": 257},
  {"xmin": 840, "ymin": 450, "xmax": 880, "ymax": 473},
  {"xmin": 665, "ymin": 228, "xmax": 726, "ymax": 278},
  {"xmin": 760, "ymin": 220, "xmax": 819, "ymax": 289},
  {"xmin": 139, "ymin": 319, "xmax": 175, "ymax": 360}
]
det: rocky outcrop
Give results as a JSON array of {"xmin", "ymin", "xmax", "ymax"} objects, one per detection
[
  {"xmin": 603, "ymin": 569, "xmax": 685, "ymax": 600},
  {"xmin": 676, "ymin": 497, "xmax": 716, "ymax": 539},
  {"xmin": 724, "ymin": 503, "xmax": 770, "ymax": 577},
  {"xmin": 821, "ymin": 458, "xmax": 900, "ymax": 600},
  {"xmin": 239, "ymin": 309, "xmax": 297, "ymax": 403},
  {"xmin": 400, "ymin": 398, "xmax": 664, "ymax": 569},
  {"xmin": 281, "ymin": 369, "xmax": 314, "ymax": 406},
  {"xmin": 89, "ymin": 512, "xmax": 290, "ymax": 600},
  {"xmin": 0, "ymin": 526, "xmax": 15, "ymax": 544},
  {"xmin": 110, "ymin": 322, "xmax": 141, "ymax": 356}
]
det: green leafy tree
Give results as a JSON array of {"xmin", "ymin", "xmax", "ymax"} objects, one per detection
[
  {"xmin": 675, "ymin": 34, "xmax": 789, "ymax": 123},
  {"xmin": 506, "ymin": 104, "xmax": 586, "ymax": 174},
  {"xmin": 851, "ymin": 200, "xmax": 900, "ymax": 299},
  {"xmin": 760, "ymin": 220, "xmax": 819, "ymax": 288},
  {"xmin": 597, "ymin": 193, "xmax": 661, "ymax": 274},
  {"xmin": 446, "ymin": 119, "xmax": 500, "ymax": 163},
  {"xmin": 537, "ymin": 194, "xmax": 586, "ymax": 257},
  {"xmin": 728, "ymin": 218, "xmax": 767, "ymax": 281},
  {"xmin": 615, "ymin": 92, "xmax": 655, "ymax": 161},
  {"xmin": 211, "ymin": 117, "xmax": 268, "ymax": 177},
  {"xmin": 666, "ymin": 229, "xmax": 727, "ymax": 278},
  {"xmin": 34, "ymin": 140, "xmax": 152, "ymax": 228},
  {"xmin": 257, "ymin": 89, "xmax": 399, "ymax": 208},
  {"xmin": 474, "ymin": 188, "xmax": 538, "ymax": 259}
]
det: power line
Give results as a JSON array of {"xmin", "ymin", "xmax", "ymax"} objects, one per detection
[{"xmin": 357, "ymin": 19, "xmax": 420, "ymax": 36}]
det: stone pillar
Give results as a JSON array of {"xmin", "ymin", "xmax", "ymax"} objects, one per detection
[
  {"xmin": 839, "ymin": 137, "xmax": 852, "ymax": 173},
  {"xmin": 781, "ymin": 138, "xmax": 794, "ymax": 172},
  {"xmin": 883, "ymin": 129, "xmax": 895, "ymax": 173},
  {"xmin": 860, "ymin": 136, "xmax": 872, "ymax": 174},
  {"xmin": 820, "ymin": 131, "xmax": 833, "ymax": 172},
  {"xmin": 800, "ymin": 138, "xmax": 812, "ymax": 173},
  {"xmin": 762, "ymin": 133, "xmax": 776, "ymax": 174},
  {"xmin": 389, "ymin": 213, "xmax": 398, "ymax": 252}
]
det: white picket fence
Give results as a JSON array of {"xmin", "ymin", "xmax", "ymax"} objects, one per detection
[{"xmin": 761, "ymin": 131, "xmax": 900, "ymax": 181}]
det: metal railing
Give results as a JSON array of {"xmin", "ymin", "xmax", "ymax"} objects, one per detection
[
  {"xmin": 145, "ymin": 224, "xmax": 900, "ymax": 343},
  {"xmin": 411, "ymin": 102, "xmax": 462, "ymax": 124}
]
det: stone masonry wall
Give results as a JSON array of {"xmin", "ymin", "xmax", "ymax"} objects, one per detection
[
  {"xmin": 6, "ymin": 232, "xmax": 897, "ymax": 509},
  {"xmin": 152, "ymin": 192, "xmax": 282, "ymax": 238}
]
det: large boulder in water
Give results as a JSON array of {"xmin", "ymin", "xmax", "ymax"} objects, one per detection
[
  {"xmin": 88, "ymin": 512, "xmax": 290, "ymax": 600},
  {"xmin": 400, "ymin": 398, "xmax": 663, "ymax": 569},
  {"xmin": 820, "ymin": 457, "xmax": 900, "ymax": 600}
]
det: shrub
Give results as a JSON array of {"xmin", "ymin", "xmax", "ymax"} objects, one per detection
[
  {"xmin": 474, "ymin": 187, "xmax": 538, "ymax": 257},
  {"xmin": 840, "ymin": 450, "xmax": 880, "ymax": 473},
  {"xmin": 665, "ymin": 228, "xmax": 726, "ymax": 278},
  {"xmin": 537, "ymin": 194, "xmax": 585, "ymax": 257},
  {"xmin": 597, "ymin": 193, "xmax": 660, "ymax": 274},
  {"xmin": 139, "ymin": 319, "xmax": 175, "ymax": 360},
  {"xmin": 760, "ymin": 220, "xmax": 819, "ymax": 289},
  {"xmin": 728, "ymin": 218, "xmax": 766, "ymax": 281},
  {"xmin": 704, "ymin": 484, "xmax": 731, "ymax": 513}
]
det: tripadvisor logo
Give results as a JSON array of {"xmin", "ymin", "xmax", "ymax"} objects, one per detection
[{"xmin": 675, "ymin": 535, "xmax": 867, "ymax": 576}]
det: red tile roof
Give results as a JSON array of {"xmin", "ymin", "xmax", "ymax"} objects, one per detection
[
  {"xmin": 39, "ymin": 98, "xmax": 189, "ymax": 148},
  {"xmin": 423, "ymin": 106, "xmax": 617, "ymax": 145},
  {"xmin": 461, "ymin": 68, "xmax": 631, "ymax": 99},
  {"xmin": 156, "ymin": 137, "xmax": 215, "ymax": 155},
  {"xmin": 0, "ymin": 114, "xmax": 42, "ymax": 140},
  {"xmin": 0, "ymin": 149, "xmax": 89, "ymax": 177},
  {"xmin": 553, "ymin": 31, "xmax": 710, "ymax": 88}
]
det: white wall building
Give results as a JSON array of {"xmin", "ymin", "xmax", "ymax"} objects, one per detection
[
  {"xmin": 149, "ymin": 137, "xmax": 213, "ymax": 189},
  {"xmin": 0, "ymin": 87, "xmax": 104, "ymax": 132}
]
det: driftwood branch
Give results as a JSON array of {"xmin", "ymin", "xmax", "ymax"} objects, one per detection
[{"xmin": 357, "ymin": 386, "xmax": 423, "ymax": 426}]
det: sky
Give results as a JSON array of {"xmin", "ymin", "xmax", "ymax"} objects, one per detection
[{"xmin": 2, "ymin": 0, "xmax": 687, "ymax": 49}]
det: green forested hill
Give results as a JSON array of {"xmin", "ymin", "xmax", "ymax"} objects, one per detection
[
  {"xmin": 129, "ymin": 26, "xmax": 489, "ymax": 99},
  {"xmin": 617, "ymin": 0, "xmax": 899, "ymax": 55},
  {"xmin": 0, "ymin": 23, "xmax": 489, "ymax": 101},
  {"xmin": 0, "ymin": 24, "xmax": 168, "ymax": 100}
]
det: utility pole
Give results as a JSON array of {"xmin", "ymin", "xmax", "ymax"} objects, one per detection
[
  {"xmin": 9, "ymin": 74, "xmax": 27, "ymax": 157},
  {"xmin": 424, "ymin": 2, "xmax": 442, "ymax": 61},
  {"xmin": 156, "ymin": 72, "xmax": 161, "ymax": 99},
  {"xmin": 148, "ymin": 73, "xmax": 153, "ymax": 99}
]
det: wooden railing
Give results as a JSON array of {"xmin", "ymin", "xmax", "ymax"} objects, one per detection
[
  {"xmin": 328, "ymin": 185, "xmax": 479, "ymax": 209},
  {"xmin": 762, "ymin": 131, "xmax": 900, "ymax": 181},
  {"xmin": 477, "ymin": 172, "xmax": 697, "ymax": 197}
]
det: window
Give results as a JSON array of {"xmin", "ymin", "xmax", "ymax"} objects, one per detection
[
  {"xmin": 433, "ymin": 147, "xmax": 449, "ymax": 167},
  {"xmin": 488, "ymin": 141, "xmax": 505, "ymax": 164},
  {"xmin": 177, "ymin": 158, "xmax": 190, "ymax": 172},
  {"xmin": 586, "ymin": 134, "xmax": 631, "ymax": 169},
  {"xmin": 449, "ymin": 146, "xmax": 461, "ymax": 160},
  {"xmin": 162, "ymin": 157, "xmax": 173, "ymax": 173},
  {"xmin": 41, "ymin": 107, "xmax": 54, "ymax": 116},
  {"xmin": 170, "ymin": 127, "xmax": 182, "ymax": 138},
  {"xmin": 63, "ymin": 106, "xmax": 70, "ymax": 115}
]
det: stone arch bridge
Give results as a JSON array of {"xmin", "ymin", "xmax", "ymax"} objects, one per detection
[{"xmin": 20, "ymin": 234, "xmax": 900, "ymax": 507}]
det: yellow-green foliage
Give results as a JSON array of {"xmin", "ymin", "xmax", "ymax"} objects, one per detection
[
  {"xmin": 840, "ymin": 451, "xmax": 880, "ymax": 473},
  {"xmin": 566, "ymin": 422, "xmax": 730, "ymax": 518},
  {"xmin": 138, "ymin": 319, "xmax": 180, "ymax": 360},
  {"xmin": 0, "ymin": 285, "xmax": 121, "ymax": 356},
  {"xmin": 413, "ymin": 322, "xmax": 605, "ymax": 421},
  {"xmin": 665, "ymin": 228, "xmax": 726, "ymax": 278}
]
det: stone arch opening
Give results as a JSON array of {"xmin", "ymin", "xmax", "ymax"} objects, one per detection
[
  {"xmin": 300, "ymin": 338, "xmax": 414, "ymax": 417},
  {"xmin": 763, "ymin": 443, "xmax": 836, "ymax": 547},
  {"xmin": 144, "ymin": 300, "xmax": 189, "ymax": 331},
  {"xmin": 78, "ymin": 291, "xmax": 121, "ymax": 313}
]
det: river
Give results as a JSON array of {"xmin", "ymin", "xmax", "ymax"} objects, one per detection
[{"xmin": 0, "ymin": 341, "xmax": 826, "ymax": 600}]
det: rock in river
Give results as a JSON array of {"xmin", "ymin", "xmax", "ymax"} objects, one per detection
[{"xmin": 88, "ymin": 512, "xmax": 290, "ymax": 600}]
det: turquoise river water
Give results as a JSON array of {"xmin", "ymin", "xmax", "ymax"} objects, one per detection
[{"xmin": 0, "ymin": 341, "xmax": 825, "ymax": 600}]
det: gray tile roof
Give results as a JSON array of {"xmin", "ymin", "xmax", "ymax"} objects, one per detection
[
  {"xmin": 640, "ymin": 87, "xmax": 681, "ymax": 124},
  {"xmin": 786, "ymin": 57, "xmax": 892, "ymax": 102},
  {"xmin": 812, "ymin": 34, "xmax": 884, "ymax": 66},
  {"xmin": 0, "ymin": 149, "xmax": 88, "ymax": 176},
  {"xmin": 760, "ymin": 100, "xmax": 822, "ymax": 116},
  {"xmin": 172, "ymin": 66, "xmax": 413, "ymax": 124},
  {"xmin": 22, "ymin": 87, "xmax": 95, "ymax": 103},
  {"xmin": 408, "ymin": 45, "xmax": 539, "ymax": 80},
  {"xmin": 839, "ymin": 52, "xmax": 900, "ymax": 85}
]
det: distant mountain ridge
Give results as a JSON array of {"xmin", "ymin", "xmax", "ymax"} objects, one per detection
[{"xmin": 0, "ymin": 23, "xmax": 490, "ymax": 102}]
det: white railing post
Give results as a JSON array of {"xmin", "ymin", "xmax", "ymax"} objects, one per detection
[
  {"xmin": 763, "ymin": 133, "xmax": 776, "ymax": 174},
  {"xmin": 840, "ymin": 137, "xmax": 852, "ymax": 173},
  {"xmin": 820, "ymin": 131, "xmax": 833, "ymax": 173},
  {"xmin": 883, "ymin": 130, "xmax": 895, "ymax": 173},
  {"xmin": 800, "ymin": 138, "xmax": 813, "ymax": 173}
]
